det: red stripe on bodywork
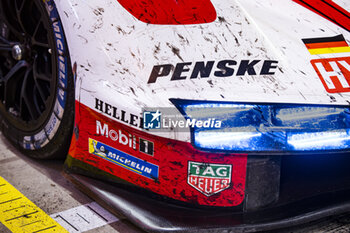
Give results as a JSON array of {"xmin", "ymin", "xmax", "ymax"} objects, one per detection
[
  {"xmin": 68, "ymin": 101, "xmax": 247, "ymax": 207},
  {"xmin": 117, "ymin": 0, "xmax": 217, "ymax": 25},
  {"xmin": 293, "ymin": 0, "xmax": 350, "ymax": 31}
]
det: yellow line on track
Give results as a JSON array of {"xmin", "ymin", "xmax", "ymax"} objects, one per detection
[{"xmin": 0, "ymin": 176, "xmax": 68, "ymax": 233}]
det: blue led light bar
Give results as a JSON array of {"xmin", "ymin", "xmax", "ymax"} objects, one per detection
[
  {"xmin": 172, "ymin": 100, "xmax": 350, "ymax": 152},
  {"xmin": 288, "ymin": 131, "xmax": 350, "ymax": 150}
]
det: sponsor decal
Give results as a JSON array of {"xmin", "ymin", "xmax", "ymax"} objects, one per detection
[
  {"xmin": 139, "ymin": 138, "xmax": 154, "ymax": 156},
  {"xmin": 96, "ymin": 120, "xmax": 156, "ymax": 155},
  {"xmin": 95, "ymin": 98, "xmax": 143, "ymax": 129},
  {"xmin": 302, "ymin": 35, "xmax": 350, "ymax": 93},
  {"xmin": 143, "ymin": 110, "xmax": 161, "ymax": 129},
  {"xmin": 311, "ymin": 57, "xmax": 350, "ymax": 93},
  {"xmin": 148, "ymin": 60, "xmax": 279, "ymax": 83},
  {"xmin": 72, "ymin": 103, "xmax": 248, "ymax": 206},
  {"xmin": 302, "ymin": 35, "xmax": 350, "ymax": 55},
  {"xmin": 188, "ymin": 161, "xmax": 232, "ymax": 196},
  {"xmin": 89, "ymin": 138, "xmax": 159, "ymax": 179},
  {"xmin": 96, "ymin": 120, "xmax": 137, "ymax": 150}
]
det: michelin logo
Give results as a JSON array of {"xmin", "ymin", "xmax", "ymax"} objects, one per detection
[{"xmin": 89, "ymin": 138, "xmax": 158, "ymax": 180}]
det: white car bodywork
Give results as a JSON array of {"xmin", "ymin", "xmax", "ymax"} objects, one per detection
[{"xmin": 53, "ymin": 0, "xmax": 350, "ymax": 141}]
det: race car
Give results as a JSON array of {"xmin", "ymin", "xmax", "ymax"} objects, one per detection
[{"xmin": 1, "ymin": 0, "xmax": 350, "ymax": 231}]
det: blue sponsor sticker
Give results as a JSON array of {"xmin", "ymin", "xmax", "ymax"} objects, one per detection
[{"xmin": 89, "ymin": 138, "xmax": 159, "ymax": 180}]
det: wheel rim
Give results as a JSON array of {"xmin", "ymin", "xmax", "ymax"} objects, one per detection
[{"xmin": 0, "ymin": 0, "xmax": 57, "ymax": 132}]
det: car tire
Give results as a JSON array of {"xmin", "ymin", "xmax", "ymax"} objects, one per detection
[{"xmin": 0, "ymin": 0, "xmax": 74, "ymax": 159}]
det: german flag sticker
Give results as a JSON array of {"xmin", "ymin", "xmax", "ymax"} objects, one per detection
[{"xmin": 302, "ymin": 34, "xmax": 350, "ymax": 55}]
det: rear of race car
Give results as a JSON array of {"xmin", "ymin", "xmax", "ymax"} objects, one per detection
[{"xmin": 51, "ymin": 0, "xmax": 350, "ymax": 231}]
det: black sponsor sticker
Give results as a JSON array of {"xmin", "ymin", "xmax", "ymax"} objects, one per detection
[
  {"xmin": 148, "ymin": 59, "xmax": 279, "ymax": 83},
  {"xmin": 139, "ymin": 138, "xmax": 154, "ymax": 156}
]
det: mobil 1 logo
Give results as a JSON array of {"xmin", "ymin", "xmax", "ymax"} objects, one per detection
[
  {"xmin": 188, "ymin": 161, "xmax": 232, "ymax": 196},
  {"xmin": 139, "ymin": 138, "xmax": 154, "ymax": 156}
]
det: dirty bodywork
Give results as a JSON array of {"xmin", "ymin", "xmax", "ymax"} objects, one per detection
[{"xmin": 50, "ymin": 0, "xmax": 350, "ymax": 231}]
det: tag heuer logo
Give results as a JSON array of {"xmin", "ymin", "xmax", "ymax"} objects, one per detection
[{"xmin": 188, "ymin": 161, "xmax": 232, "ymax": 196}]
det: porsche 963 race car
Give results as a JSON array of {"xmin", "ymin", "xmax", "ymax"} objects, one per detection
[{"xmin": 1, "ymin": 0, "xmax": 350, "ymax": 232}]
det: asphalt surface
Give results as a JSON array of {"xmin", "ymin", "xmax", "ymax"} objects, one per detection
[
  {"xmin": 1, "ymin": 131, "xmax": 350, "ymax": 233},
  {"xmin": 0, "ymin": 132, "xmax": 142, "ymax": 233}
]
